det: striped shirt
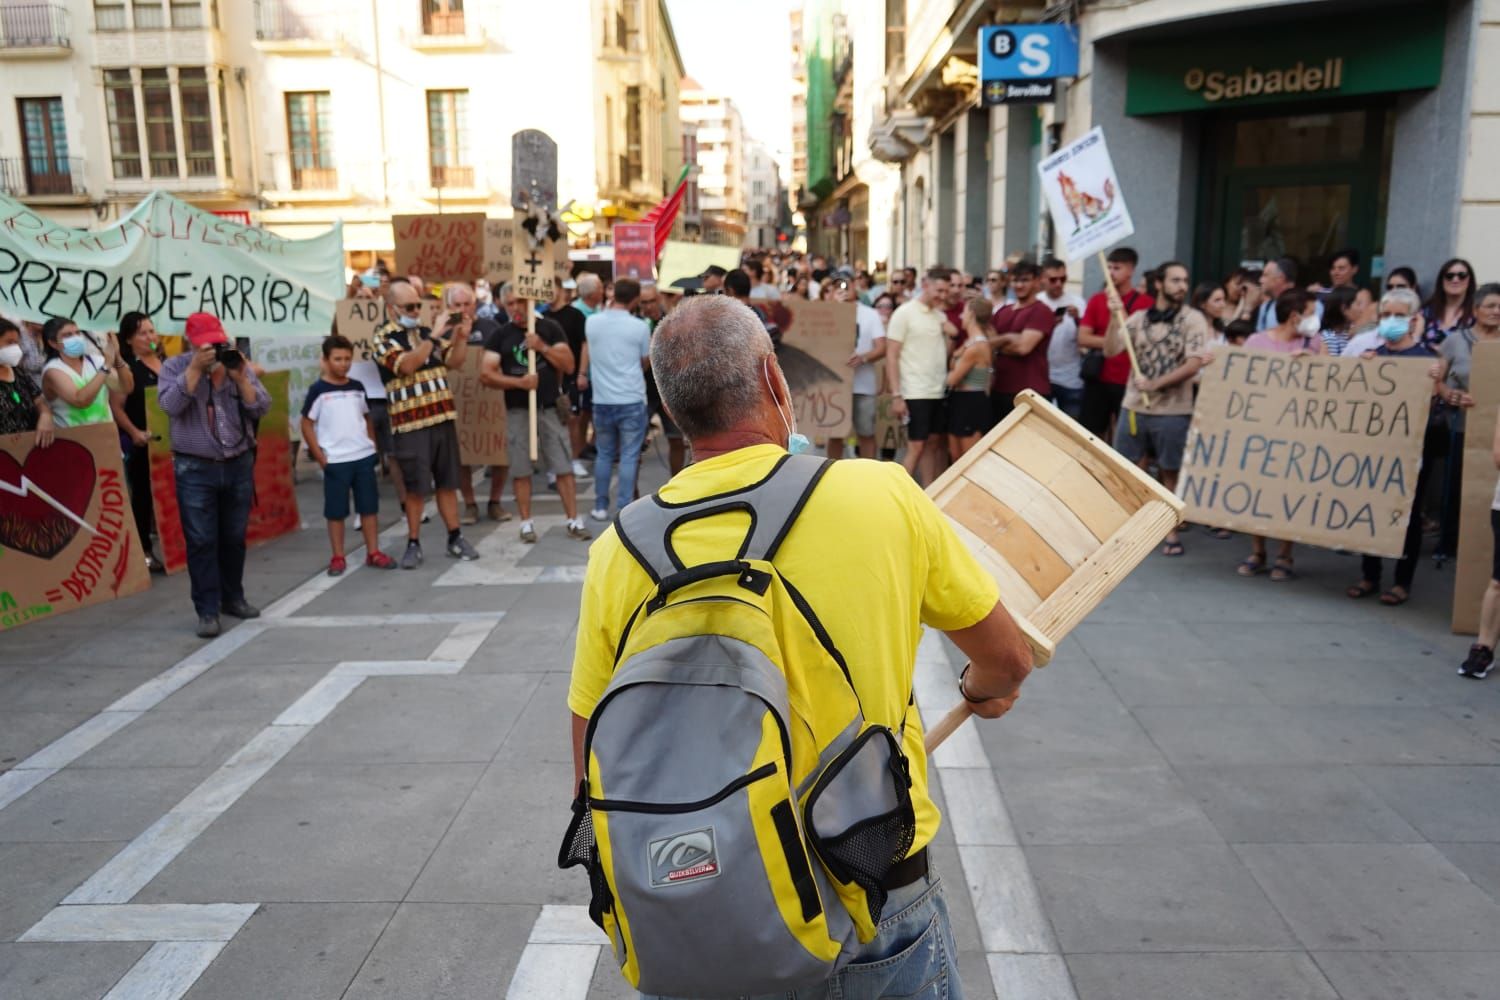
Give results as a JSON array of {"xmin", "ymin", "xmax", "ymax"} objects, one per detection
[{"xmin": 371, "ymin": 322, "xmax": 456, "ymax": 433}]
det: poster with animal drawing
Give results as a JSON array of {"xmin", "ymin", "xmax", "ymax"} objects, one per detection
[
  {"xmin": 0, "ymin": 423, "xmax": 151, "ymax": 631},
  {"xmin": 778, "ymin": 299, "xmax": 855, "ymax": 442},
  {"xmin": 1037, "ymin": 127, "xmax": 1135, "ymax": 262}
]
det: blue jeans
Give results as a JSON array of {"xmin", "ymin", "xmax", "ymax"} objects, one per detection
[
  {"xmin": 641, "ymin": 870, "xmax": 963, "ymax": 1000},
  {"xmin": 173, "ymin": 451, "xmax": 255, "ymax": 618},
  {"xmin": 593, "ymin": 401, "xmax": 649, "ymax": 513},
  {"xmin": 1050, "ymin": 383, "xmax": 1084, "ymax": 421}
]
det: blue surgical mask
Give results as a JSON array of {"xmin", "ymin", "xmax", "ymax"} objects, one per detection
[
  {"xmin": 61, "ymin": 334, "xmax": 88, "ymax": 358},
  {"xmin": 397, "ymin": 314, "xmax": 420, "ymax": 329},
  {"xmin": 765, "ymin": 358, "xmax": 811, "ymax": 455},
  {"xmin": 1377, "ymin": 316, "xmax": 1409, "ymax": 341}
]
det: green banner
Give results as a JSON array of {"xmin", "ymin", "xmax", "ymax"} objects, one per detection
[
  {"xmin": 0, "ymin": 191, "xmax": 343, "ymax": 337},
  {"xmin": 1125, "ymin": 7, "xmax": 1445, "ymax": 116}
]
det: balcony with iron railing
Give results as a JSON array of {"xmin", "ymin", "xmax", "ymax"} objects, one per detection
[
  {"xmin": 262, "ymin": 151, "xmax": 348, "ymax": 200},
  {"xmin": 429, "ymin": 163, "xmax": 475, "ymax": 189},
  {"xmin": 410, "ymin": 3, "xmax": 484, "ymax": 50},
  {"xmin": 0, "ymin": 157, "xmax": 87, "ymax": 199},
  {"xmin": 253, "ymin": 0, "xmax": 341, "ymax": 47},
  {"xmin": 0, "ymin": 3, "xmax": 70, "ymax": 54}
]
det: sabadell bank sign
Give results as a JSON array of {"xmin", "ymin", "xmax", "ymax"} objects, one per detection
[{"xmin": 1123, "ymin": 10, "xmax": 1444, "ymax": 117}]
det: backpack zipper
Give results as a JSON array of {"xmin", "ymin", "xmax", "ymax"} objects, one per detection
[{"xmin": 590, "ymin": 761, "xmax": 779, "ymax": 814}]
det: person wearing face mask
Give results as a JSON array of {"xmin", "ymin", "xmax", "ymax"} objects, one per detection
[
  {"xmin": 109, "ymin": 312, "xmax": 166, "ymax": 572},
  {"xmin": 40, "ymin": 317, "xmax": 126, "ymax": 428},
  {"xmin": 158, "ymin": 312, "xmax": 272, "ymax": 636},
  {"xmin": 1343, "ymin": 287, "xmax": 1441, "ymax": 606},
  {"xmin": 566, "ymin": 294, "xmax": 1035, "ymax": 1000},
  {"xmin": 0, "ymin": 318, "xmax": 55, "ymax": 445}
]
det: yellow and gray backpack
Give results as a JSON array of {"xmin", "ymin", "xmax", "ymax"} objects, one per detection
[{"xmin": 558, "ymin": 454, "xmax": 917, "ymax": 998}]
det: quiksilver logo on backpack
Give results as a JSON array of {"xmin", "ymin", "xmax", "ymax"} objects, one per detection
[{"xmin": 648, "ymin": 828, "xmax": 720, "ymax": 887}]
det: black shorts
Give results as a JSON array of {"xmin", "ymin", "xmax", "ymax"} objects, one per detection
[
  {"xmin": 569, "ymin": 383, "xmax": 593, "ymax": 416},
  {"xmin": 1491, "ymin": 509, "xmax": 1500, "ymax": 582},
  {"xmin": 948, "ymin": 391, "xmax": 992, "ymax": 437},
  {"xmin": 323, "ymin": 454, "xmax": 380, "ymax": 520},
  {"xmin": 906, "ymin": 397, "xmax": 947, "ymax": 441},
  {"xmin": 393, "ymin": 420, "xmax": 463, "ymax": 497},
  {"xmin": 367, "ymin": 398, "xmax": 394, "ymax": 458}
]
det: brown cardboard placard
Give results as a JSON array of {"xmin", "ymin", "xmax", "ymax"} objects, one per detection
[
  {"xmin": 335, "ymin": 298, "xmax": 384, "ymax": 360},
  {"xmin": 1179, "ymin": 347, "xmax": 1434, "ymax": 558},
  {"xmin": 512, "ymin": 231, "xmax": 554, "ymax": 301},
  {"xmin": 779, "ymin": 299, "xmax": 855, "ymax": 442},
  {"xmin": 0, "ymin": 423, "xmax": 151, "ymax": 630},
  {"xmin": 450, "ymin": 351, "xmax": 509, "ymax": 466},
  {"xmin": 483, "ymin": 219, "xmax": 515, "ymax": 286},
  {"xmin": 1452, "ymin": 341, "xmax": 1500, "ymax": 633},
  {"xmin": 392, "ymin": 212, "xmax": 486, "ymax": 282}
]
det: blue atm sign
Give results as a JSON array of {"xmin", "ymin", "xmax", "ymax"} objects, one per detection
[{"xmin": 979, "ymin": 24, "xmax": 1080, "ymax": 105}]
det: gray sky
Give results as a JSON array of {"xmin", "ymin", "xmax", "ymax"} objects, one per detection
[{"xmin": 665, "ymin": 0, "xmax": 798, "ymax": 172}]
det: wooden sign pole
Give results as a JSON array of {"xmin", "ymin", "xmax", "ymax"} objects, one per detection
[
  {"xmin": 526, "ymin": 301, "xmax": 539, "ymax": 462},
  {"xmin": 924, "ymin": 694, "xmax": 972, "ymax": 753},
  {"xmin": 1098, "ymin": 249, "xmax": 1150, "ymax": 409}
]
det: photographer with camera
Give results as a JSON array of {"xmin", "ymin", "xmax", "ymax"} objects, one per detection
[{"xmin": 158, "ymin": 312, "xmax": 271, "ymax": 637}]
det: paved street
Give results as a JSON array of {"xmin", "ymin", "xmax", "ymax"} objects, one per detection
[{"xmin": 4, "ymin": 450, "xmax": 1500, "ymax": 1000}]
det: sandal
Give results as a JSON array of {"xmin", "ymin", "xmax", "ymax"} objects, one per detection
[
  {"xmin": 1380, "ymin": 587, "xmax": 1410, "ymax": 606},
  {"xmin": 1211, "ymin": 528, "xmax": 1234, "ymax": 540},
  {"xmin": 1161, "ymin": 540, "xmax": 1185, "ymax": 557},
  {"xmin": 1269, "ymin": 559, "xmax": 1296, "ymax": 582},
  {"xmin": 1237, "ymin": 555, "xmax": 1266, "ymax": 577},
  {"xmin": 1346, "ymin": 580, "xmax": 1379, "ymax": 599}
]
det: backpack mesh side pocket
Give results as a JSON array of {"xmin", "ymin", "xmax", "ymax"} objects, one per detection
[{"xmin": 558, "ymin": 785, "xmax": 614, "ymax": 929}]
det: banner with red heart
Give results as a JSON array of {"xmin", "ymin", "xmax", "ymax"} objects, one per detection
[{"xmin": 0, "ymin": 423, "xmax": 151, "ymax": 631}]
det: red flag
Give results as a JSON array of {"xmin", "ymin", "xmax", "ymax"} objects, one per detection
[{"xmin": 642, "ymin": 165, "xmax": 691, "ymax": 260}]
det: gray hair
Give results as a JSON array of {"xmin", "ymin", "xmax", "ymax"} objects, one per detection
[
  {"xmin": 497, "ymin": 282, "xmax": 514, "ymax": 301},
  {"xmin": 576, "ymin": 272, "xmax": 603, "ymax": 299},
  {"xmin": 1381, "ymin": 287, "xmax": 1420, "ymax": 315},
  {"xmin": 442, "ymin": 282, "xmax": 472, "ymax": 307},
  {"xmin": 651, "ymin": 297, "xmax": 774, "ymax": 440}
]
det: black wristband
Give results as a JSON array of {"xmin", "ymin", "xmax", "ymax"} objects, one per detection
[{"xmin": 958, "ymin": 664, "xmax": 990, "ymax": 705}]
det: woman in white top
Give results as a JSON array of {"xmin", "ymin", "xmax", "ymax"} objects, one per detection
[{"xmin": 40, "ymin": 317, "xmax": 127, "ymax": 428}]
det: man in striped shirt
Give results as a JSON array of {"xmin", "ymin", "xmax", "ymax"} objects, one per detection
[{"xmin": 373, "ymin": 278, "xmax": 480, "ymax": 568}]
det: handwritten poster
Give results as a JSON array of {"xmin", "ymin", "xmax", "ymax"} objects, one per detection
[
  {"xmin": 250, "ymin": 336, "xmax": 324, "ymax": 439},
  {"xmin": 0, "ymin": 191, "xmax": 343, "ymax": 338},
  {"xmin": 146, "ymin": 370, "xmax": 301, "ymax": 574},
  {"xmin": 392, "ymin": 212, "xmax": 485, "ymax": 282},
  {"xmin": 1452, "ymin": 341, "xmax": 1500, "ymax": 633},
  {"xmin": 336, "ymin": 297, "xmax": 384, "ymax": 358},
  {"xmin": 1037, "ymin": 127, "xmax": 1135, "ymax": 263},
  {"xmin": 450, "ymin": 351, "xmax": 508, "ymax": 466},
  {"xmin": 613, "ymin": 222, "xmax": 656, "ymax": 281},
  {"xmin": 779, "ymin": 300, "xmax": 855, "ymax": 441},
  {"xmin": 484, "ymin": 219, "xmax": 515, "ymax": 285},
  {"xmin": 0, "ymin": 424, "xmax": 152, "ymax": 631},
  {"xmin": 512, "ymin": 232, "xmax": 554, "ymax": 301},
  {"xmin": 1179, "ymin": 348, "xmax": 1433, "ymax": 557}
]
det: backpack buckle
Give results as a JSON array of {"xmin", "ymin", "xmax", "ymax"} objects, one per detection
[{"xmin": 737, "ymin": 568, "xmax": 772, "ymax": 595}]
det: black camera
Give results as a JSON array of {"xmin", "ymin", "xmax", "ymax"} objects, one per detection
[{"xmin": 214, "ymin": 343, "xmax": 243, "ymax": 370}]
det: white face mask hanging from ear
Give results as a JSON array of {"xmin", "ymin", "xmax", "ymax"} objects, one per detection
[{"xmin": 764, "ymin": 357, "xmax": 811, "ymax": 455}]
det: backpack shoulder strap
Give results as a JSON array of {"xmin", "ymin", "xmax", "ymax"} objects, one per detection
[{"xmin": 614, "ymin": 453, "xmax": 832, "ymax": 584}]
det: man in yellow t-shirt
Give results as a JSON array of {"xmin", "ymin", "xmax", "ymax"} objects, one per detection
[{"xmin": 568, "ymin": 295, "xmax": 1034, "ymax": 999}]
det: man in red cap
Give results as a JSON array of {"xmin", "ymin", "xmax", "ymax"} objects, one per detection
[{"xmin": 158, "ymin": 312, "xmax": 270, "ymax": 637}]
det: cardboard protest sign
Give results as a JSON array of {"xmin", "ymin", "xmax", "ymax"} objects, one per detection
[
  {"xmin": 147, "ymin": 370, "xmax": 301, "ymax": 574},
  {"xmin": 658, "ymin": 241, "xmax": 742, "ymax": 288},
  {"xmin": 778, "ymin": 300, "xmax": 855, "ymax": 441},
  {"xmin": 512, "ymin": 232, "xmax": 555, "ymax": 301},
  {"xmin": 875, "ymin": 392, "xmax": 908, "ymax": 455},
  {"xmin": 613, "ymin": 222, "xmax": 656, "ymax": 281},
  {"xmin": 1037, "ymin": 127, "xmax": 1135, "ymax": 262},
  {"xmin": 250, "ymin": 336, "xmax": 324, "ymax": 440},
  {"xmin": 0, "ymin": 424, "xmax": 152, "ymax": 631},
  {"xmin": 392, "ymin": 212, "xmax": 485, "ymax": 282},
  {"xmin": 1452, "ymin": 341, "xmax": 1500, "ymax": 633},
  {"xmin": 336, "ymin": 297, "xmax": 384, "ymax": 360},
  {"xmin": 450, "ymin": 351, "xmax": 508, "ymax": 466},
  {"xmin": 0, "ymin": 191, "xmax": 343, "ymax": 338},
  {"xmin": 484, "ymin": 219, "xmax": 515, "ymax": 285},
  {"xmin": 1179, "ymin": 348, "xmax": 1433, "ymax": 557}
]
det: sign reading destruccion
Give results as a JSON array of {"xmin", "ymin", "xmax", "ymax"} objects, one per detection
[
  {"xmin": 1179, "ymin": 348, "xmax": 1434, "ymax": 558},
  {"xmin": 0, "ymin": 424, "xmax": 151, "ymax": 631},
  {"xmin": 0, "ymin": 192, "xmax": 344, "ymax": 338}
]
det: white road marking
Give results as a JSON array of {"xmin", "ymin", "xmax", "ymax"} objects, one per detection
[
  {"xmin": 107, "ymin": 624, "xmax": 269, "ymax": 713},
  {"xmin": 529, "ymin": 904, "xmax": 607, "ymax": 945},
  {"xmin": 103, "ymin": 941, "xmax": 228, "ymax": 1000},
  {"xmin": 21, "ymin": 903, "xmax": 256, "ymax": 942},
  {"xmin": 273, "ymin": 674, "xmax": 367, "ymax": 726},
  {"xmin": 0, "ymin": 765, "xmax": 57, "ymax": 811},
  {"xmin": 913, "ymin": 629, "xmax": 1076, "ymax": 998},
  {"xmin": 65, "ymin": 811, "xmax": 223, "ymax": 905},
  {"xmin": 330, "ymin": 659, "xmax": 468, "ymax": 677},
  {"xmin": 14, "ymin": 711, "xmax": 144, "ymax": 770},
  {"xmin": 505, "ymin": 942, "xmax": 600, "ymax": 999},
  {"xmin": 429, "ymin": 618, "xmax": 500, "ymax": 661}
]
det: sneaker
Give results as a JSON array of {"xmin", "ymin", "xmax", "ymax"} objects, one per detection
[
  {"xmin": 567, "ymin": 522, "xmax": 593, "ymax": 541},
  {"xmin": 401, "ymin": 539, "xmax": 423, "ymax": 569},
  {"xmin": 547, "ymin": 479, "xmax": 560, "ymax": 493},
  {"xmin": 520, "ymin": 523, "xmax": 538, "ymax": 544},
  {"xmin": 487, "ymin": 501, "xmax": 512, "ymax": 523},
  {"xmin": 366, "ymin": 551, "xmax": 397, "ymax": 570},
  {"xmin": 446, "ymin": 535, "xmax": 480, "ymax": 560},
  {"xmin": 1459, "ymin": 644, "xmax": 1494, "ymax": 679},
  {"xmin": 222, "ymin": 599, "xmax": 260, "ymax": 620},
  {"xmin": 589, "ymin": 508, "xmax": 610, "ymax": 522},
  {"xmin": 195, "ymin": 614, "xmax": 221, "ymax": 638},
  {"xmin": 461, "ymin": 502, "xmax": 480, "ymax": 526},
  {"xmin": 327, "ymin": 555, "xmax": 347, "ymax": 577},
  {"xmin": 421, "ymin": 512, "xmax": 431, "ymax": 524},
  {"xmin": 572, "ymin": 460, "xmax": 592, "ymax": 479}
]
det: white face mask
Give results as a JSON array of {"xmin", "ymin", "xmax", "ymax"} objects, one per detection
[
  {"xmin": 764, "ymin": 358, "xmax": 810, "ymax": 456},
  {"xmin": 1297, "ymin": 315, "xmax": 1321, "ymax": 336},
  {"xmin": 0, "ymin": 344, "xmax": 22, "ymax": 368}
]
